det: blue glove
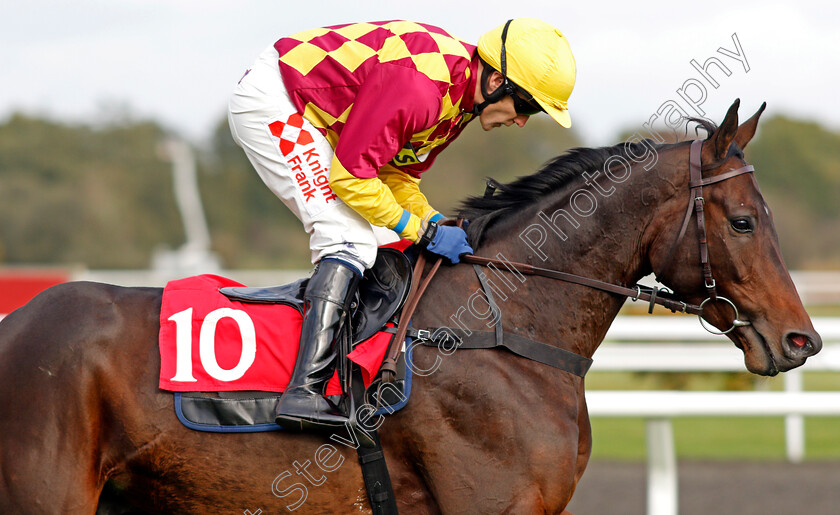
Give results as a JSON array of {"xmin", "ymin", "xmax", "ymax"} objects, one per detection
[{"xmin": 426, "ymin": 225, "xmax": 473, "ymax": 264}]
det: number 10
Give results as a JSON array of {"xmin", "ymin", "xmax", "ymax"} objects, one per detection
[{"xmin": 168, "ymin": 307, "xmax": 257, "ymax": 382}]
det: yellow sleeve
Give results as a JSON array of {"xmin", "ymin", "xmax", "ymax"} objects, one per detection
[
  {"xmin": 329, "ymin": 157, "xmax": 423, "ymax": 242},
  {"xmin": 378, "ymin": 164, "xmax": 443, "ymax": 222}
]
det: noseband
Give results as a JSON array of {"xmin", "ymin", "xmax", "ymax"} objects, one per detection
[{"xmin": 655, "ymin": 139, "xmax": 754, "ymax": 334}]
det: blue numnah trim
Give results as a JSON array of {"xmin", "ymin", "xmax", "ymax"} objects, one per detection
[{"xmin": 174, "ymin": 393, "xmax": 284, "ymax": 433}]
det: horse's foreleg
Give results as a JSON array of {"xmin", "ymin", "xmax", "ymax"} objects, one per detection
[
  {"xmin": 0, "ymin": 455, "xmax": 101, "ymax": 514},
  {"xmin": 0, "ymin": 297, "xmax": 109, "ymax": 513},
  {"xmin": 573, "ymin": 385, "xmax": 593, "ymax": 486},
  {"xmin": 0, "ymin": 387, "xmax": 103, "ymax": 514}
]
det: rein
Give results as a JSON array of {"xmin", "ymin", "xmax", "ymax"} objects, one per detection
[
  {"xmin": 461, "ymin": 254, "xmax": 701, "ymax": 315},
  {"xmin": 378, "ymin": 139, "xmax": 757, "ymax": 382},
  {"xmin": 378, "ymin": 251, "xmax": 441, "ymax": 383}
]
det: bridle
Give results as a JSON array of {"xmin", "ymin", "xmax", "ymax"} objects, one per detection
[
  {"xmin": 464, "ymin": 139, "xmax": 756, "ymax": 335},
  {"xmin": 653, "ymin": 139, "xmax": 755, "ymax": 334},
  {"xmin": 379, "ymin": 139, "xmax": 758, "ymax": 382}
]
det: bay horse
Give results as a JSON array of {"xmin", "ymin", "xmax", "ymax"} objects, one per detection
[{"xmin": 0, "ymin": 100, "xmax": 821, "ymax": 514}]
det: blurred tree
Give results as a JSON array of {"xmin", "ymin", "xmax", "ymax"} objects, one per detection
[
  {"xmin": 423, "ymin": 115, "xmax": 582, "ymax": 214},
  {"xmin": 0, "ymin": 114, "xmax": 182, "ymax": 268},
  {"xmin": 748, "ymin": 116, "xmax": 840, "ymax": 269}
]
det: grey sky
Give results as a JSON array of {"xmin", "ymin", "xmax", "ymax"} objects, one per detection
[{"xmin": 3, "ymin": 0, "xmax": 838, "ymax": 145}]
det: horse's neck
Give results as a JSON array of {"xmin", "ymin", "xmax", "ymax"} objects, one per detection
[{"xmin": 470, "ymin": 164, "xmax": 672, "ymax": 358}]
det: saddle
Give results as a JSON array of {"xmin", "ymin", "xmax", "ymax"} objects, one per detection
[
  {"xmin": 220, "ymin": 247, "xmax": 413, "ymax": 345},
  {"xmin": 213, "ymin": 246, "xmax": 415, "ymax": 417},
  {"xmin": 169, "ymin": 247, "xmax": 414, "ymax": 433}
]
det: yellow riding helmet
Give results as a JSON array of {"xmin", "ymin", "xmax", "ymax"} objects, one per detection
[{"xmin": 477, "ymin": 18, "xmax": 576, "ymax": 128}]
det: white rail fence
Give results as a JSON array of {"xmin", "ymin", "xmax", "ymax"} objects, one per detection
[{"xmin": 587, "ymin": 316, "xmax": 840, "ymax": 515}]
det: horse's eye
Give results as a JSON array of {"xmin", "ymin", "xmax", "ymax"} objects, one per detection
[{"xmin": 730, "ymin": 218, "xmax": 753, "ymax": 233}]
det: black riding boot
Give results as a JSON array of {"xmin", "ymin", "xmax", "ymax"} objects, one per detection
[{"xmin": 275, "ymin": 259, "xmax": 361, "ymax": 431}]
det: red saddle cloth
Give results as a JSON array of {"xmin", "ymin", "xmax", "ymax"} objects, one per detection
[{"xmin": 158, "ymin": 274, "xmax": 392, "ymax": 395}]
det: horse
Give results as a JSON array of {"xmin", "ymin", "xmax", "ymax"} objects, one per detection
[{"xmin": 0, "ymin": 99, "xmax": 821, "ymax": 514}]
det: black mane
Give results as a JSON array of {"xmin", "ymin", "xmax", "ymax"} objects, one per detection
[{"xmin": 458, "ymin": 140, "xmax": 661, "ymax": 246}]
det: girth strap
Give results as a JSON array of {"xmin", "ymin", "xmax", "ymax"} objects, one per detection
[
  {"xmin": 473, "ymin": 264, "xmax": 505, "ymax": 348},
  {"xmin": 421, "ymin": 330, "xmax": 593, "ymax": 377},
  {"xmin": 355, "ymin": 429, "xmax": 398, "ymax": 515}
]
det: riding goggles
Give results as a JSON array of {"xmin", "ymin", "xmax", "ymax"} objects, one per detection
[{"xmin": 511, "ymin": 85, "xmax": 544, "ymax": 116}]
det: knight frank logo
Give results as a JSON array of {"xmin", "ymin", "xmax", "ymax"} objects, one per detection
[
  {"xmin": 267, "ymin": 113, "xmax": 339, "ymax": 217},
  {"xmin": 268, "ymin": 113, "xmax": 314, "ymax": 156}
]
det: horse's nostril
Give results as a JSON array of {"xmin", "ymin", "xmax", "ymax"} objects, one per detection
[
  {"xmin": 790, "ymin": 334, "xmax": 809, "ymax": 348},
  {"xmin": 784, "ymin": 331, "xmax": 820, "ymax": 359}
]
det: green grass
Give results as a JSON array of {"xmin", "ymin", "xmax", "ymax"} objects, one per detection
[{"xmin": 589, "ymin": 417, "xmax": 840, "ymax": 461}]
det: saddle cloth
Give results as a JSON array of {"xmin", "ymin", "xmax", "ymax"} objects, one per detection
[{"xmin": 158, "ymin": 274, "xmax": 394, "ymax": 395}]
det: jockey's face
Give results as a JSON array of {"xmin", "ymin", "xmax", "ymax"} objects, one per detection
[
  {"xmin": 475, "ymin": 67, "xmax": 532, "ymax": 131},
  {"xmin": 478, "ymin": 95, "xmax": 531, "ymax": 131}
]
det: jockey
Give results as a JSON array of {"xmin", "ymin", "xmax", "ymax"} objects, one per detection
[{"xmin": 228, "ymin": 18, "xmax": 576, "ymax": 431}]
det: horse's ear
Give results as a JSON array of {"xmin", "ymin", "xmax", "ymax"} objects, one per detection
[
  {"xmin": 734, "ymin": 102, "xmax": 767, "ymax": 150},
  {"xmin": 706, "ymin": 98, "xmax": 740, "ymax": 161}
]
